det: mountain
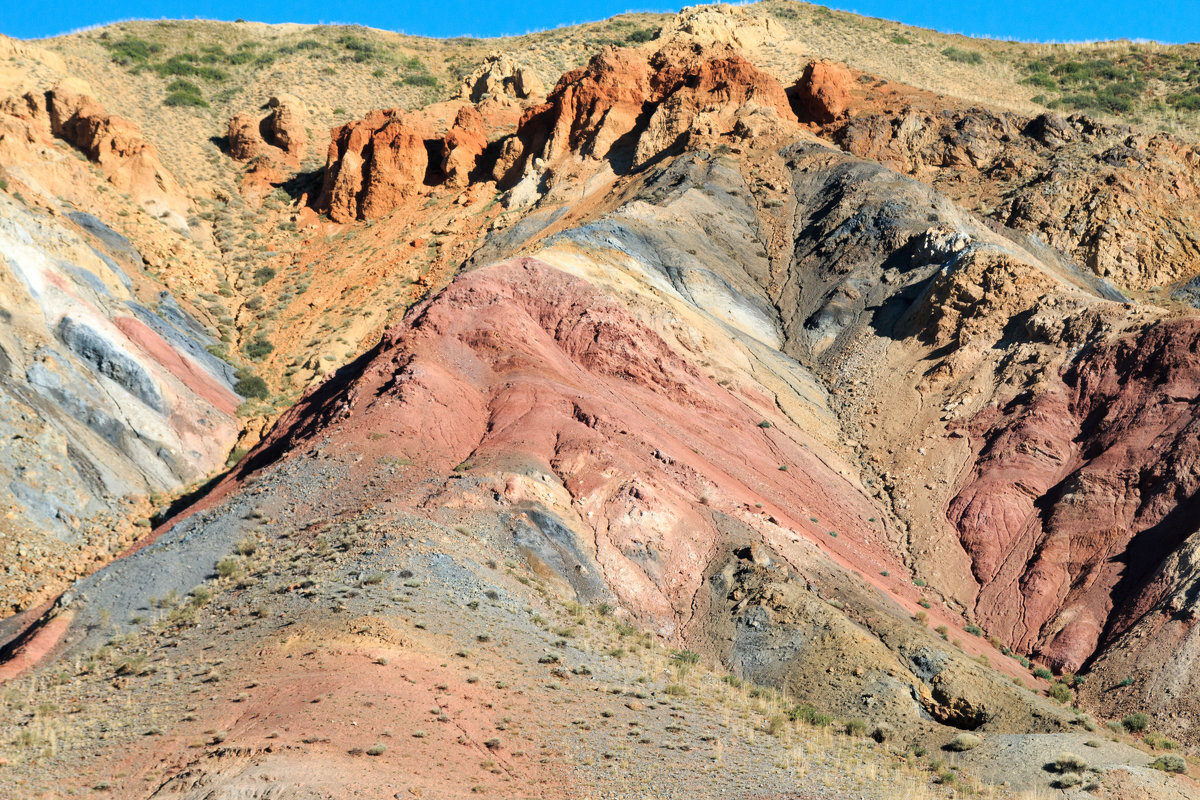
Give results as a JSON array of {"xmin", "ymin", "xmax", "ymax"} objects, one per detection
[{"xmin": 1, "ymin": 3, "xmax": 1199, "ymax": 797}]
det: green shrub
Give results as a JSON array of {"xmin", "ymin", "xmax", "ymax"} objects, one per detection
[
  {"xmin": 1149, "ymin": 754, "xmax": 1187, "ymax": 774},
  {"xmin": 165, "ymin": 91, "xmax": 209, "ymax": 108},
  {"xmin": 104, "ymin": 36, "xmax": 163, "ymax": 66},
  {"xmin": 1053, "ymin": 752, "xmax": 1089, "ymax": 773},
  {"xmin": 253, "ymin": 266, "xmax": 277, "ymax": 285},
  {"xmin": 155, "ymin": 56, "xmax": 228, "ymax": 81},
  {"xmin": 788, "ymin": 704, "xmax": 832, "ymax": 726},
  {"xmin": 401, "ymin": 74, "xmax": 438, "ymax": 87},
  {"xmin": 844, "ymin": 718, "xmax": 867, "ymax": 737},
  {"xmin": 1048, "ymin": 682, "xmax": 1073, "ymax": 703},
  {"xmin": 964, "ymin": 624, "xmax": 982, "ymax": 636},
  {"xmin": 1144, "ymin": 732, "xmax": 1178, "ymax": 750},
  {"xmin": 244, "ymin": 337, "xmax": 275, "ymax": 360},
  {"xmin": 1122, "ymin": 712, "xmax": 1150, "ymax": 733},
  {"xmin": 1023, "ymin": 73, "xmax": 1058, "ymax": 91},
  {"xmin": 942, "ymin": 47, "xmax": 984, "ymax": 65},
  {"xmin": 890, "ymin": 34, "xmax": 912, "ymax": 45},
  {"xmin": 625, "ymin": 28, "xmax": 657, "ymax": 44},
  {"xmin": 1033, "ymin": 666, "xmax": 1053, "ymax": 680},
  {"xmin": 234, "ymin": 374, "xmax": 269, "ymax": 399},
  {"xmin": 669, "ymin": 650, "xmax": 700, "ymax": 667}
]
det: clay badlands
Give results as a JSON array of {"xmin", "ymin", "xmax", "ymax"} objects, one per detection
[{"xmin": 2, "ymin": 2, "xmax": 1200, "ymax": 797}]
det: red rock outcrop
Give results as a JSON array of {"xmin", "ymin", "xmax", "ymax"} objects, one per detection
[
  {"xmin": 440, "ymin": 106, "xmax": 486, "ymax": 187},
  {"xmin": 517, "ymin": 46, "xmax": 654, "ymax": 166},
  {"xmin": 501, "ymin": 42, "xmax": 797, "ymax": 181},
  {"xmin": 792, "ymin": 59, "xmax": 853, "ymax": 124},
  {"xmin": 950, "ymin": 319, "xmax": 1200, "ymax": 671},
  {"xmin": 632, "ymin": 42, "xmax": 797, "ymax": 166},
  {"xmin": 228, "ymin": 95, "xmax": 308, "ymax": 163},
  {"xmin": 0, "ymin": 81, "xmax": 188, "ymax": 223},
  {"xmin": 317, "ymin": 109, "xmax": 434, "ymax": 222},
  {"xmin": 263, "ymin": 94, "xmax": 307, "ymax": 159},
  {"xmin": 226, "ymin": 95, "xmax": 309, "ymax": 202},
  {"xmin": 226, "ymin": 112, "xmax": 266, "ymax": 161}
]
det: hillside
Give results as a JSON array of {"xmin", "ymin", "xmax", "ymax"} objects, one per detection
[{"xmin": 2, "ymin": 2, "xmax": 1200, "ymax": 798}]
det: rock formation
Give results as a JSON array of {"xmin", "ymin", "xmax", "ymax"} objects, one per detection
[
  {"xmin": 440, "ymin": 106, "xmax": 486, "ymax": 187},
  {"xmin": 1, "ymin": 80, "xmax": 188, "ymax": 226},
  {"xmin": 497, "ymin": 42, "xmax": 797, "ymax": 187},
  {"xmin": 830, "ymin": 102, "xmax": 1200, "ymax": 291},
  {"xmin": 455, "ymin": 54, "xmax": 545, "ymax": 103},
  {"xmin": 792, "ymin": 59, "xmax": 854, "ymax": 124},
  {"xmin": 317, "ymin": 109, "xmax": 434, "ymax": 222}
]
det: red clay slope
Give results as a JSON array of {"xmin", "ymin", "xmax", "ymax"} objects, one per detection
[
  {"xmin": 951, "ymin": 318, "xmax": 1200, "ymax": 671},
  {"xmin": 225, "ymin": 257, "xmax": 905, "ymax": 635}
]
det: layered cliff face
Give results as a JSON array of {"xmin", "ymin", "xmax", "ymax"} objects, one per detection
[
  {"xmin": 0, "ymin": 192, "xmax": 240, "ymax": 613},
  {"xmin": 6, "ymin": 6, "xmax": 1200, "ymax": 798}
]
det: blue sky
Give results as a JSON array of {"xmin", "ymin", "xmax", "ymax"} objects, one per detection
[{"xmin": 3, "ymin": 0, "xmax": 1198, "ymax": 43}]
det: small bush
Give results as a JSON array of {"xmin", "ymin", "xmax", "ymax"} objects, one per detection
[
  {"xmin": 234, "ymin": 374, "xmax": 269, "ymax": 400},
  {"xmin": 1023, "ymin": 72, "xmax": 1058, "ymax": 91},
  {"xmin": 946, "ymin": 733, "xmax": 982, "ymax": 752},
  {"xmin": 366, "ymin": 743, "xmax": 386, "ymax": 756},
  {"xmin": 1033, "ymin": 667, "xmax": 1053, "ymax": 680},
  {"xmin": 844, "ymin": 718, "xmax": 867, "ymax": 737},
  {"xmin": 244, "ymin": 337, "xmax": 275, "ymax": 360},
  {"xmin": 253, "ymin": 266, "xmax": 277, "ymax": 285},
  {"xmin": 669, "ymin": 650, "xmax": 700, "ymax": 667},
  {"xmin": 104, "ymin": 36, "xmax": 163, "ymax": 66},
  {"xmin": 165, "ymin": 91, "xmax": 209, "ymax": 108},
  {"xmin": 890, "ymin": 34, "xmax": 912, "ymax": 45},
  {"xmin": 964, "ymin": 624, "xmax": 983, "ymax": 636},
  {"xmin": 1048, "ymin": 682, "xmax": 1073, "ymax": 703},
  {"xmin": 788, "ymin": 705, "xmax": 833, "ymax": 727},
  {"xmin": 1149, "ymin": 754, "xmax": 1187, "ymax": 774},
  {"xmin": 401, "ymin": 74, "xmax": 438, "ymax": 87},
  {"xmin": 1122, "ymin": 712, "xmax": 1150, "ymax": 733},
  {"xmin": 1053, "ymin": 752, "xmax": 1089, "ymax": 773},
  {"xmin": 943, "ymin": 47, "xmax": 984, "ymax": 65}
]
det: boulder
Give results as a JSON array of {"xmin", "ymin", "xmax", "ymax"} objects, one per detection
[
  {"xmin": 793, "ymin": 60, "xmax": 854, "ymax": 124},
  {"xmin": 226, "ymin": 112, "xmax": 265, "ymax": 161}
]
